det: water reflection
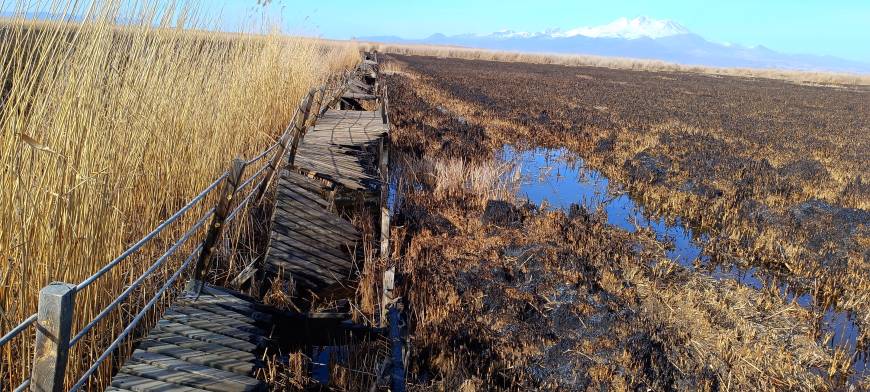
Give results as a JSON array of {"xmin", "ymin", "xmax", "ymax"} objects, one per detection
[{"xmin": 502, "ymin": 146, "xmax": 864, "ymax": 375}]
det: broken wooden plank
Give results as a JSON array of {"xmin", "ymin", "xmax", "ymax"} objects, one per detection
[{"xmin": 112, "ymin": 373, "xmax": 210, "ymax": 392}]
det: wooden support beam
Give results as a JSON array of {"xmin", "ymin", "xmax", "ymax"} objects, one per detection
[
  {"xmin": 380, "ymin": 267, "xmax": 406, "ymax": 392},
  {"xmin": 388, "ymin": 304, "xmax": 406, "ymax": 392},
  {"xmin": 194, "ymin": 158, "xmax": 246, "ymax": 286},
  {"xmin": 229, "ymin": 259, "xmax": 259, "ymax": 288},
  {"xmin": 381, "ymin": 84, "xmax": 390, "ymax": 125},
  {"xmin": 380, "ymin": 268, "xmax": 394, "ymax": 328},
  {"xmin": 379, "ymin": 137, "xmax": 391, "ymax": 260},
  {"xmin": 286, "ymin": 91, "xmax": 317, "ymax": 167},
  {"xmin": 307, "ymin": 87, "xmax": 326, "ymax": 127},
  {"xmin": 31, "ymin": 282, "xmax": 76, "ymax": 392}
]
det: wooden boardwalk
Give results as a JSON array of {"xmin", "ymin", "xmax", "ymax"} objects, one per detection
[
  {"xmin": 265, "ymin": 66, "xmax": 388, "ymax": 289},
  {"xmin": 294, "ymin": 109, "xmax": 387, "ymax": 191},
  {"xmin": 109, "ymin": 285, "xmax": 270, "ymax": 392},
  {"xmin": 106, "ymin": 53, "xmax": 391, "ymax": 390}
]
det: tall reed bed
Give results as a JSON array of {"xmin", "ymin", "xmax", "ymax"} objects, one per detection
[{"xmin": 0, "ymin": 0, "xmax": 358, "ymax": 388}]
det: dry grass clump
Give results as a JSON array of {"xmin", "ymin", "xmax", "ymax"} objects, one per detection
[
  {"xmin": 431, "ymin": 158, "xmax": 516, "ymax": 206},
  {"xmin": 385, "ymin": 71, "xmax": 850, "ymax": 390},
  {"xmin": 368, "ymin": 42, "xmax": 870, "ymax": 87},
  {"xmin": 0, "ymin": 0, "xmax": 358, "ymax": 388}
]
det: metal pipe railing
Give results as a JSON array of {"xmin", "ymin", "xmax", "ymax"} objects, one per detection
[
  {"xmin": 69, "ymin": 243, "xmax": 204, "ymax": 392},
  {"xmin": 0, "ymin": 313, "xmax": 36, "ymax": 347},
  {"xmin": 245, "ymin": 141, "xmax": 279, "ymax": 165},
  {"xmin": 75, "ymin": 171, "xmax": 228, "ymax": 292},
  {"xmin": 13, "ymin": 378, "xmax": 30, "ymax": 392},
  {"xmin": 69, "ymin": 207, "xmax": 216, "ymax": 346}
]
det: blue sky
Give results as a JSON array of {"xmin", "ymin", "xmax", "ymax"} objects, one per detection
[{"xmin": 78, "ymin": 1, "xmax": 870, "ymax": 63}]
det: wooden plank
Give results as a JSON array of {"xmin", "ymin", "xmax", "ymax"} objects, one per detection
[
  {"xmin": 273, "ymin": 191, "xmax": 360, "ymax": 234},
  {"xmin": 267, "ymin": 239, "xmax": 350, "ymax": 279},
  {"xmin": 180, "ymin": 297, "xmax": 261, "ymax": 319},
  {"xmin": 180, "ymin": 294, "xmax": 257, "ymax": 310},
  {"xmin": 293, "ymin": 170, "xmax": 369, "ymax": 191},
  {"xmin": 169, "ymin": 305, "xmax": 261, "ymax": 327},
  {"xmin": 177, "ymin": 302, "xmax": 267, "ymax": 324},
  {"xmin": 271, "ymin": 203, "xmax": 359, "ymax": 241},
  {"xmin": 280, "ymin": 170, "xmax": 333, "ymax": 199},
  {"xmin": 343, "ymin": 93, "xmax": 377, "ymax": 100},
  {"xmin": 275, "ymin": 180, "xmax": 334, "ymax": 211},
  {"xmin": 262, "ymin": 260, "xmax": 331, "ymax": 288},
  {"xmin": 270, "ymin": 212, "xmax": 358, "ymax": 250},
  {"xmin": 290, "ymin": 165, "xmax": 374, "ymax": 189},
  {"xmin": 310, "ymin": 120, "xmax": 384, "ymax": 130},
  {"xmin": 302, "ymin": 133, "xmax": 383, "ymax": 143},
  {"xmin": 274, "ymin": 181, "xmax": 339, "ymax": 212},
  {"xmin": 164, "ymin": 310, "xmax": 265, "ymax": 334},
  {"xmin": 159, "ymin": 317, "xmax": 259, "ymax": 342},
  {"xmin": 138, "ymin": 340, "xmax": 256, "ymax": 374},
  {"xmin": 270, "ymin": 215, "xmax": 357, "ymax": 255},
  {"xmin": 320, "ymin": 109, "xmax": 381, "ymax": 118},
  {"xmin": 274, "ymin": 184, "xmax": 333, "ymax": 214},
  {"xmin": 304, "ymin": 130, "xmax": 385, "ymax": 141},
  {"xmin": 269, "ymin": 224, "xmax": 354, "ymax": 263},
  {"xmin": 268, "ymin": 231, "xmax": 353, "ymax": 272},
  {"xmin": 296, "ymin": 145, "xmax": 371, "ymax": 158},
  {"xmin": 146, "ymin": 331, "xmax": 257, "ymax": 360},
  {"xmin": 130, "ymin": 351, "xmax": 260, "ymax": 386},
  {"xmin": 264, "ymin": 257, "xmax": 338, "ymax": 287},
  {"xmin": 121, "ymin": 360, "xmax": 258, "ymax": 392},
  {"xmin": 176, "ymin": 300, "xmax": 271, "ymax": 324},
  {"xmin": 272, "ymin": 205, "xmax": 360, "ymax": 242},
  {"xmin": 194, "ymin": 286, "xmax": 254, "ymax": 303},
  {"xmin": 294, "ymin": 153, "xmax": 371, "ymax": 172},
  {"xmin": 153, "ymin": 322, "xmax": 257, "ymax": 352},
  {"xmin": 307, "ymin": 125, "xmax": 385, "ymax": 136},
  {"xmin": 294, "ymin": 155, "xmax": 371, "ymax": 174},
  {"xmin": 308, "ymin": 124, "xmax": 384, "ymax": 133},
  {"xmin": 167, "ymin": 305, "xmax": 263, "ymax": 329},
  {"xmin": 112, "ymin": 373, "xmax": 209, "ymax": 392},
  {"xmin": 265, "ymin": 258, "xmax": 345, "ymax": 287}
]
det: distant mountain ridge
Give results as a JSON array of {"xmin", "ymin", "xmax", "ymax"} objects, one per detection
[{"xmin": 362, "ymin": 17, "xmax": 870, "ymax": 74}]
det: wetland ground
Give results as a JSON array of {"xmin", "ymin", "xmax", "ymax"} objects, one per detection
[{"xmin": 381, "ymin": 54, "xmax": 869, "ymax": 391}]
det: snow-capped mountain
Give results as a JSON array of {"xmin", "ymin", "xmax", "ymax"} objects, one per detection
[
  {"xmin": 468, "ymin": 17, "xmax": 689, "ymax": 40},
  {"xmin": 492, "ymin": 17, "xmax": 690, "ymax": 40},
  {"xmin": 556, "ymin": 16, "xmax": 689, "ymax": 39},
  {"xmin": 361, "ymin": 17, "xmax": 870, "ymax": 74}
]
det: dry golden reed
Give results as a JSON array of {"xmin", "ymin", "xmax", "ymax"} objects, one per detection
[{"xmin": 0, "ymin": 0, "xmax": 358, "ymax": 388}]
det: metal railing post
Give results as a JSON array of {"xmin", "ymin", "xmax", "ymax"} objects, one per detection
[
  {"xmin": 30, "ymin": 282, "xmax": 76, "ymax": 392},
  {"xmin": 193, "ymin": 158, "xmax": 247, "ymax": 286}
]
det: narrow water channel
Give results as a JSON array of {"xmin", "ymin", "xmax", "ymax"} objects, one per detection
[{"xmin": 502, "ymin": 146, "xmax": 865, "ymax": 376}]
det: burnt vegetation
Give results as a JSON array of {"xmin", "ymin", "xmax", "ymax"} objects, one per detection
[{"xmin": 383, "ymin": 55, "xmax": 869, "ymax": 390}]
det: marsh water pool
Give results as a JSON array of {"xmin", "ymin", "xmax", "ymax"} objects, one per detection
[{"xmin": 502, "ymin": 146, "xmax": 865, "ymax": 375}]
